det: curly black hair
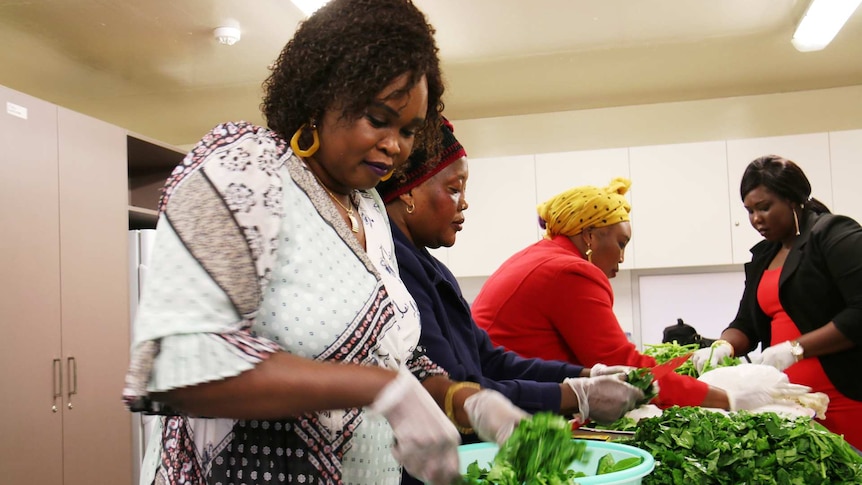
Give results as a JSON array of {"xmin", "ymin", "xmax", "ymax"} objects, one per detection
[{"xmin": 261, "ymin": 0, "xmax": 445, "ymax": 158}]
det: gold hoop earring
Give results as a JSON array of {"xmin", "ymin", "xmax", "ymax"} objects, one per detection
[
  {"xmin": 290, "ymin": 123, "xmax": 320, "ymax": 157},
  {"xmin": 380, "ymin": 170, "xmax": 394, "ymax": 182},
  {"xmin": 406, "ymin": 202, "xmax": 415, "ymax": 214},
  {"xmin": 585, "ymin": 246, "xmax": 593, "ymax": 263}
]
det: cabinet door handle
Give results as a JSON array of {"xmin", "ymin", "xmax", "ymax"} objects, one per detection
[
  {"xmin": 66, "ymin": 356, "xmax": 77, "ymax": 410},
  {"xmin": 52, "ymin": 358, "xmax": 62, "ymax": 413}
]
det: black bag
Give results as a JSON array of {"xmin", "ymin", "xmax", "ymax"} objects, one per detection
[{"xmin": 662, "ymin": 318, "xmax": 715, "ymax": 349}]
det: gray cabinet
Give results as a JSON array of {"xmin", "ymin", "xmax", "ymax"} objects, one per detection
[{"xmin": 0, "ymin": 86, "xmax": 132, "ymax": 485}]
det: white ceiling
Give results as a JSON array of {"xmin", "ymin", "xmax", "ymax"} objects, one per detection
[{"xmin": 1, "ymin": 0, "xmax": 861, "ymax": 146}]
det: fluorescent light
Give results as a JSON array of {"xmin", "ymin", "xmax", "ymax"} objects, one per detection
[
  {"xmin": 792, "ymin": 0, "xmax": 862, "ymax": 52},
  {"xmin": 291, "ymin": 0, "xmax": 331, "ymax": 16}
]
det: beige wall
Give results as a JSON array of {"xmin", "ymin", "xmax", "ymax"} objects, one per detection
[{"xmin": 450, "ymin": 84, "xmax": 862, "ymax": 158}]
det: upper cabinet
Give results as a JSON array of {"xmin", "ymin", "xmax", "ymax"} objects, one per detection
[
  {"xmin": 829, "ymin": 129, "xmax": 862, "ymax": 222},
  {"xmin": 447, "ymin": 155, "xmax": 538, "ymax": 277},
  {"xmin": 629, "ymin": 141, "xmax": 732, "ymax": 268},
  {"xmin": 725, "ymin": 133, "xmax": 832, "ymax": 264},
  {"xmin": 534, "ymin": 148, "xmax": 634, "ymax": 269},
  {"xmin": 127, "ymin": 134, "xmax": 186, "ymax": 229},
  {"xmin": 444, "ymin": 130, "xmax": 860, "ymax": 278}
]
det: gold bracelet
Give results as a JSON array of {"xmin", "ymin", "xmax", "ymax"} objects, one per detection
[
  {"xmin": 444, "ymin": 381, "xmax": 481, "ymax": 434},
  {"xmin": 712, "ymin": 339, "xmax": 734, "ymax": 357}
]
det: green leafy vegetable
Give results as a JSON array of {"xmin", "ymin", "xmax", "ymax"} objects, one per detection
[
  {"xmin": 596, "ymin": 454, "xmax": 644, "ymax": 475},
  {"xmin": 460, "ymin": 413, "xmax": 588, "ymax": 485},
  {"xmin": 590, "ymin": 416, "xmax": 638, "ymax": 432},
  {"xmin": 625, "ymin": 406, "xmax": 862, "ymax": 484},
  {"xmin": 643, "ymin": 342, "xmax": 741, "ymax": 377},
  {"xmin": 626, "ymin": 368, "xmax": 658, "ymax": 405}
]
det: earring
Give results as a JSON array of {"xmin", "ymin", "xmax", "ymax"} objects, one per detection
[
  {"xmin": 405, "ymin": 202, "xmax": 415, "ymax": 214},
  {"xmin": 290, "ymin": 122, "xmax": 320, "ymax": 157},
  {"xmin": 380, "ymin": 170, "xmax": 394, "ymax": 182},
  {"xmin": 585, "ymin": 245, "xmax": 593, "ymax": 263},
  {"xmin": 793, "ymin": 208, "xmax": 800, "ymax": 236}
]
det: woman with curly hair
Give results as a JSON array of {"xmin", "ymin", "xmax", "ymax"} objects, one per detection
[{"xmin": 122, "ymin": 1, "xmax": 523, "ymax": 484}]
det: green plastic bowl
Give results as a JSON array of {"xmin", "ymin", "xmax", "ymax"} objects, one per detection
[{"xmin": 457, "ymin": 439, "xmax": 655, "ymax": 485}]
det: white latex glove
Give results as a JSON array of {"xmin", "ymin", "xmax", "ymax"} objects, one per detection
[
  {"xmin": 590, "ymin": 363, "xmax": 636, "ymax": 377},
  {"xmin": 370, "ymin": 368, "xmax": 460, "ymax": 485},
  {"xmin": 752, "ymin": 341, "xmax": 796, "ymax": 371},
  {"xmin": 563, "ymin": 375, "xmax": 644, "ymax": 424},
  {"xmin": 691, "ymin": 341, "xmax": 734, "ymax": 374},
  {"xmin": 463, "ymin": 389, "xmax": 529, "ymax": 445}
]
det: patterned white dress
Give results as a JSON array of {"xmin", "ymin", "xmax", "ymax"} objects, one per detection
[{"xmin": 123, "ymin": 121, "xmax": 445, "ymax": 485}]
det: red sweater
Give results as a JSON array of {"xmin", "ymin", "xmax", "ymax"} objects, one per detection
[{"xmin": 472, "ymin": 235, "xmax": 707, "ymax": 407}]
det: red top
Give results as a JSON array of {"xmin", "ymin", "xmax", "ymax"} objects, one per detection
[
  {"xmin": 758, "ymin": 267, "xmax": 862, "ymax": 448},
  {"xmin": 472, "ymin": 235, "xmax": 708, "ymax": 407}
]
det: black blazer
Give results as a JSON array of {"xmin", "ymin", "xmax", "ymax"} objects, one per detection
[{"xmin": 728, "ymin": 211, "xmax": 862, "ymax": 401}]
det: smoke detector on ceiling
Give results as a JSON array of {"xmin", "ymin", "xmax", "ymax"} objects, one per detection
[{"xmin": 214, "ymin": 25, "xmax": 241, "ymax": 46}]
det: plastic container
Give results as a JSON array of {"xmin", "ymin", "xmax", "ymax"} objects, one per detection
[{"xmin": 457, "ymin": 440, "xmax": 655, "ymax": 485}]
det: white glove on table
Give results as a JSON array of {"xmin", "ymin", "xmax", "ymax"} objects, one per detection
[
  {"xmin": 698, "ymin": 363, "xmax": 812, "ymax": 411},
  {"xmin": 563, "ymin": 375, "xmax": 644, "ymax": 424},
  {"xmin": 692, "ymin": 340, "xmax": 734, "ymax": 374},
  {"xmin": 752, "ymin": 341, "xmax": 796, "ymax": 371},
  {"xmin": 463, "ymin": 389, "xmax": 529, "ymax": 445},
  {"xmin": 590, "ymin": 363, "xmax": 636, "ymax": 377},
  {"xmin": 370, "ymin": 368, "xmax": 460, "ymax": 485}
]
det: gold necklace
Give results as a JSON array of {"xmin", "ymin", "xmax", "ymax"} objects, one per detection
[
  {"xmin": 308, "ymin": 167, "xmax": 360, "ymax": 233},
  {"xmin": 323, "ymin": 186, "xmax": 360, "ymax": 233}
]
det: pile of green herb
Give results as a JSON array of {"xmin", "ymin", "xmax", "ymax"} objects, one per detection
[
  {"xmin": 460, "ymin": 413, "xmax": 588, "ymax": 484},
  {"xmin": 626, "ymin": 406, "xmax": 862, "ymax": 484},
  {"xmin": 643, "ymin": 342, "xmax": 741, "ymax": 377}
]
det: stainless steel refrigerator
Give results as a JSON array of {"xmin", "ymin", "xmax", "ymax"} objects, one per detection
[{"xmin": 128, "ymin": 229, "xmax": 157, "ymax": 485}]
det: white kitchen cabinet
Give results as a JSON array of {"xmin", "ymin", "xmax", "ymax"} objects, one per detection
[
  {"xmin": 0, "ymin": 86, "xmax": 131, "ymax": 485},
  {"xmin": 829, "ymin": 129, "xmax": 862, "ymax": 222},
  {"xmin": 448, "ymin": 155, "xmax": 538, "ymax": 277},
  {"xmin": 725, "ymin": 133, "xmax": 832, "ymax": 263},
  {"xmin": 629, "ymin": 141, "xmax": 732, "ymax": 268},
  {"xmin": 534, "ymin": 148, "xmax": 634, "ymax": 268}
]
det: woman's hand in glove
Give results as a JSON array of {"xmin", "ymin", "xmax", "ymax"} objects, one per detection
[
  {"xmin": 563, "ymin": 375, "xmax": 644, "ymax": 424},
  {"xmin": 590, "ymin": 363, "xmax": 636, "ymax": 377},
  {"xmin": 370, "ymin": 368, "xmax": 460, "ymax": 485},
  {"xmin": 752, "ymin": 341, "xmax": 796, "ymax": 371},
  {"xmin": 463, "ymin": 389, "xmax": 529, "ymax": 445},
  {"xmin": 692, "ymin": 340, "xmax": 734, "ymax": 374}
]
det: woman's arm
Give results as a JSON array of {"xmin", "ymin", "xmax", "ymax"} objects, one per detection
[
  {"xmin": 793, "ymin": 322, "xmax": 854, "ymax": 359},
  {"xmin": 156, "ymin": 352, "xmax": 396, "ymax": 419},
  {"xmin": 549, "ymin": 268, "xmax": 655, "ymax": 368},
  {"xmin": 718, "ymin": 327, "xmax": 753, "ymax": 357}
]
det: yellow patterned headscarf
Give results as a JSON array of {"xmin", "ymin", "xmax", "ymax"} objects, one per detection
[{"xmin": 537, "ymin": 177, "xmax": 632, "ymax": 238}]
